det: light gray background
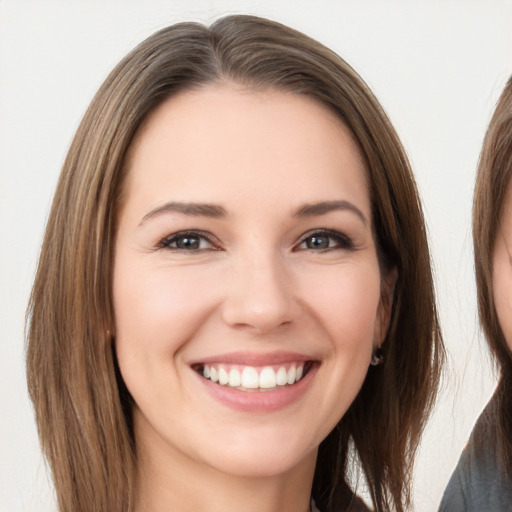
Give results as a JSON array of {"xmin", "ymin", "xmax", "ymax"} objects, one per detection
[{"xmin": 1, "ymin": 1, "xmax": 511, "ymax": 511}]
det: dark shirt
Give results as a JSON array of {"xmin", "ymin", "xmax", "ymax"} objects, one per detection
[{"xmin": 438, "ymin": 406, "xmax": 512, "ymax": 511}]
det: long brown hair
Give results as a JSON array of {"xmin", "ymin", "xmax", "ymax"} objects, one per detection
[
  {"xmin": 473, "ymin": 75, "xmax": 512, "ymax": 472},
  {"xmin": 26, "ymin": 15, "xmax": 443, "ymax": 512}
]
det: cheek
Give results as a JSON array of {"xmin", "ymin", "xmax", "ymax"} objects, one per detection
[
  {"xmin": 113, "ymin": 261, "xmax": 220, "ymax": 360},
  {"xmin": 303, "ymin": 265, "xmax": 381, "ymax": 336},
  {"xmin": 493, "ymin": 261, "xmax": 512, "ymax": 350},
  {"xmin": 112, "ymin": 261, "xmax": 223, "ymax": 415},
  {"xmin": 299, "ymin": 265, "xmax": 381, "ymax": 433}
]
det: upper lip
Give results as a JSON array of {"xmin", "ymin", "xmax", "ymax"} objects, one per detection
[{"xmin": 189, "ymin": 351, "xmax": 316, "ymax": 367}]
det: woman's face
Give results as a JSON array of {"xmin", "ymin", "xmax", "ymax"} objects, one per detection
[
  {"xmin": 113, "ymin": 84, "xmax": 392, "ymax": 479},
  {"xmin": 493, "ymin": 178, "xmax": 512, "ymax": 348}
]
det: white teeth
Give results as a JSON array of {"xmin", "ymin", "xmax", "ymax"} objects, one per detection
[
  {"xmin": 200, "ymin": 362, "xmax": 308, "ymax": 389},
  {"xmin": 259, "ymin": 367, "xmax": 277, "ymax": 389},
  {"xmin": 218, "ymin": 367, "xmax": 229, "ymax": 385},
  {"xmin": 241, "ymin": 367, "xmax": 259, "ymax": 389},
  {"xmin": 276, "ymin": 367, "xmax": 288, "ymax": 386},
  {"xmin": 228, "ymin": 368, "xmax": 241, "ymax": 387},
  {"xmin": 287, "ymin": 365, "xmax": 296, "ymax": 385}
]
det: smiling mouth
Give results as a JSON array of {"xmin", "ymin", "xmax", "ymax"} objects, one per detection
[{"xmin": 192, "ymin": 361, "xmax": 315, "ymax": 391}]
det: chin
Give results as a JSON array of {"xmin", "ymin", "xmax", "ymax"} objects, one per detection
[
  {"xmin": 194, "ymin": 427, "xmax": 319, "ymax": 479},
  {"xmin": 208, "ymin": 448, "xmax": 315, "ymax": 479}
]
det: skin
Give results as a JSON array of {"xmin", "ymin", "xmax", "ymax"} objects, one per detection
[
  {"xmin": 493, "ymin": 178, "xmax": 512, "ymax": 348},
  {"xmin": 113, "ymin": 84, "xmax": 394, "ymax": 512}
]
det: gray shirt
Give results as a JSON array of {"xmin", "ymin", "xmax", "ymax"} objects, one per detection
[{"xmin": 438, "ymin": 407, "xmax": 512, "ymax": 511}]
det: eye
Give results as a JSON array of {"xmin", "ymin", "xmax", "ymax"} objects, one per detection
[
  {"xmin": 297, "ymin": 229, "xmax": 354, "ymax": 251},
  {"xmin": 157, "ymin": 231, "xmax": 218, "ymax": 252}
]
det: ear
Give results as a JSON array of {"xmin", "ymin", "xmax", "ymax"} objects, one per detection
[{"xmin": 373, "ymin": 267, "xmax": 397, "ymax": 346}]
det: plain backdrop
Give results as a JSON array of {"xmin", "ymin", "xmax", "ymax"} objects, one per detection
[{"xmin": 1, "ymin": 1, "xmax": 511, "ymax": 511}]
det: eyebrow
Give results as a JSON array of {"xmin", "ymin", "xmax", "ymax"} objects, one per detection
[
  {"xmin": 140, "ymin": 202, "xmax": 227, "ymax": 225},
  {"xmin": 139, "ymin": 199, "xmax": 367, "ymax": 226},
  {"xmin": 294, "ymin": 200, "xmax": 368, "ymax": 226}
]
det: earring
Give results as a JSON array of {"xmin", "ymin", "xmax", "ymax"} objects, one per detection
[{"xmin": 370, "ymin": 346, "xmax": 384, "ymax": 366}]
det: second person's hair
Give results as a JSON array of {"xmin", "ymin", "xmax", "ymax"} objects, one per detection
[{"xmin": 473, "ymin": 75, "xmax": 512, "ymax": 473}]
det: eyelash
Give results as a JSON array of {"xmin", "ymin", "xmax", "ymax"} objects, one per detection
[
  {"xmin": 296, "ymin": 229, "xmax": 355, "ymax": 252},
  {"xmin": 157, "ymin": 229, "xmax": 354, "ymax": 253},
  {"xmin": 157, "ymin": 230, "xmax": 219, "ymax": 252}
]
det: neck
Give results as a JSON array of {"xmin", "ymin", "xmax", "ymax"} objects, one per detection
[{"xmin": 133, "ymin": 422, "xmax": 316, "ymax": 512}]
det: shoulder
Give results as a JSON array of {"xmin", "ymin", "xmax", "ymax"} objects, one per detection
[{"xmin": 438, "ymin": 404, "xmax": 512, "ymax": 512}]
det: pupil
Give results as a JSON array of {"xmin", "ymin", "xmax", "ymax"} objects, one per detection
[
  {"xmin": 177, "ymin": 236, "xmax": 199, "ymax": 249},
  {"xmin": 308, "ymin": 236, "xmax": 329, "ymax": 249}
]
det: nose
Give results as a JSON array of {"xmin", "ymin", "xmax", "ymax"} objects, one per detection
[{"xmin": 221, "ymin": 251, "xmax": 301, "ymax": 334}]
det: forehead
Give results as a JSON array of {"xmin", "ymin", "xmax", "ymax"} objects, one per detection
[{"xmin": 122, "ymin": 83, "xmax": 370, "ymax": 218}]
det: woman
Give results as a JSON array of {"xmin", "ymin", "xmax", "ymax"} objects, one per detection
[
  {"xmin": 439, "ymin": 77, "xmax": 512, "ymax": 511},
  {"xmin": 26, "ymin": 15, "xmax": 443, "ymax": 512}
]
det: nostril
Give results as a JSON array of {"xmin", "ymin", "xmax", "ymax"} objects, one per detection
[
  {"xmin": 221, "ymin": 294, "xmax": 300, "ymax": 333},
  {"xmin": 226, "ymin": 314, "xmax": 295, "ymax": 334}
]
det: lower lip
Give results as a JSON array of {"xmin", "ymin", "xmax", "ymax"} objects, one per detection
[{"xmin": 195, "ymin": 366, "xmax": 317, "ymax": 413}]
